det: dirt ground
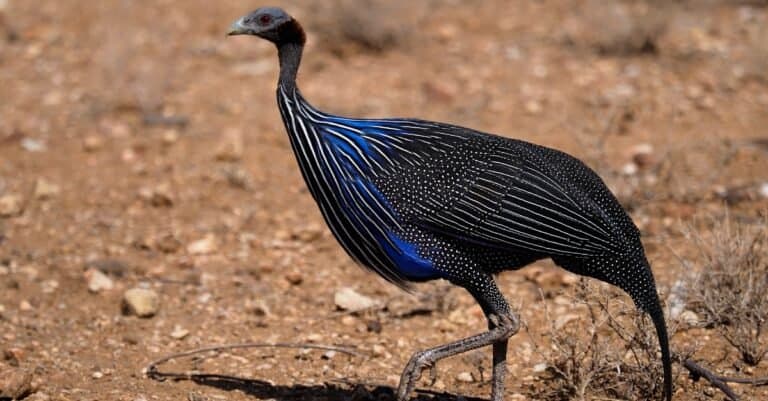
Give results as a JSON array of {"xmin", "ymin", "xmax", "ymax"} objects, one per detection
[{"xmin": 1, "ymin": 1, "xmax": 767, "ymax": 400}]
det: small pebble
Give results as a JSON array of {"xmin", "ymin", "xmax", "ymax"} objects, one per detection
[
  {"xmin": 0, "ymin": 194, "xmax": 23, "ymax": 217},
  {"xmin": 334, "ymin": 287, "xmax": 378, "ymax": 312},
  {"xmin": 284, "ymin": 271, "xmax": 303, "ymax": 285},
  {"xmin": 85, "ymin": 268, "xmax": 114, "ymax": 293},
  {"xmin": 321, "ymin": 350, "xmax": 336, "ymax": 360},
  {"xmin": 33, "ymin": 179, "xmax": 60, "ymax": 200},
  {"xmin": 187, "ymin": 234, "xmax": 217, "ymax": 255},
  {"xmin": 456, "ymin": 372, "xmax": 474, "ymax": 383},
  {"xmin": 170, "ymin": 325, "xmax": 189, "ymax": 340},
  {"xmin": 372, "ymin": 344, "xmax": 387, "ymax": 357},
  {"xmin": 91, "ymin": 371, "xmax": 103, "ymax": 379},
  {"xmin": 20, "ymin": 138, "xmax": 46, "ymax": 152},
  {"xmin": 122, "ymin": 288, "xmax": 160, "ymax": 318},
  {"xmin": 19, "ymin": 300, "xmax": 32, "ymax": 311},
  {"xmin": 82, "ymin": 135, "xmax": 104, "ymax": 152}
]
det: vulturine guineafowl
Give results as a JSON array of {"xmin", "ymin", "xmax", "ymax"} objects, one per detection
[{"xmin": 227, "ymin": 7, "xmax": 672, "ymax": 401}]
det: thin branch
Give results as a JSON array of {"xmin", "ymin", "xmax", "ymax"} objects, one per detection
[{"xmin": 145, "ymin": 342, "xmax": 367, "ymax": 381}]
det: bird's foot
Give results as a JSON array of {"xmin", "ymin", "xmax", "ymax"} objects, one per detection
[{"xmin": 395, "ymin": 349, "xmax": 437, "ymax": 401}]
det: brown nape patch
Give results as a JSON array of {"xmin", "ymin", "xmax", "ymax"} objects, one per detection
[{"xmin": 279, "ymin": 19, "xmax": 306, "ymax": 45}]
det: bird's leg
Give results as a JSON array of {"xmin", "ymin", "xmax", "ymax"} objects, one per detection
[
  {"xmin": 395, "ymin": 312, "xmax": 519, "ymax": 401},
  {"xmin": 491, "ymin": 338, "xmax": 509, "ymax": 401}
]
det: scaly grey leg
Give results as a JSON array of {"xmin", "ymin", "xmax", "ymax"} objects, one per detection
[{"xmin": 395, "ymin": 313, "xmax": 519, "ymax": 401}]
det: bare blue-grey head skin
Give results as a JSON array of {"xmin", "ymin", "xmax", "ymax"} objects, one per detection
[
  {"xmin": 228, "ymin": 7, "xmax": 305, "ymax": 91},
  {"xmin": 226, "ymin": 7, "xmax": 672, "ymax": 401}
]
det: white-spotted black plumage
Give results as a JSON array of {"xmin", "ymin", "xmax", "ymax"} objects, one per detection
[{"xmin": 228, "ymin": 7, "xmax": 673, "ymax": 401}]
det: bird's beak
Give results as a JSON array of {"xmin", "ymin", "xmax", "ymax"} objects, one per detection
[{"xmin": 227, "ymin": 18, "xmax": 247, "ymax": 36}]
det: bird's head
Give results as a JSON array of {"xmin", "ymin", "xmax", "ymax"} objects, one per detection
[{"xmin": 227, "ymin": 7, "xmax": 305, "ymax": 46}]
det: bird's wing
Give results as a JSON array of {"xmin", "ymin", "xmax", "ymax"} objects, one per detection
[{"xmin": 412, "ymin": 140, "xmax": 623, "ymax": 257}]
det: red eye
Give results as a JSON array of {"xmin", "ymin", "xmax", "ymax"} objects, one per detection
[{"xmin": 259, "ymin": 15, "xmax": 272, "ymax": 25}]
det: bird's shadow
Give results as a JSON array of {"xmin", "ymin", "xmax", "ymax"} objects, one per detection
[{"xmin": 166, "ymin": 373, "xmax": 488, "ymax": 401}]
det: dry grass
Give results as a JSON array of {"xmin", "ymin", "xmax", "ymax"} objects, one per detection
[
  {"xmin": 532, "ymin": 281, "xmax": 677, "ymax": 401},
  {"xmin": 307, "ymin": 0, "xmax": 425, "ymax": 56},
  {"xmin": 571, "ymin": 0, "xmax": 672, "ymax": 55},
  {"xmin": 685, "ymin": 214, "xmax": 768, "ymax": 366}
]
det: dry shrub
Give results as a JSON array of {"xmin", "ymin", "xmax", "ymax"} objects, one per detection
[
  {"xmin": 685, "ymin": 214, "xmax": 768, "ymax": 365},
  {"xmin": 307, "ymin": 0, "xmax": 425, "ymax": 56},
  {"xmin": 533, "ymin": 281, "xmax": 675, "ymax": 401},
  {"xmin": 572, "ymin": 0, "xmax": 672, "ymax": 55}
]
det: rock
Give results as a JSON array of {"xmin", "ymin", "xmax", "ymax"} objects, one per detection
[
  {"xmin": 245, "ymin": 299, "xmax": 270, "ymax": 317},
  {"xmin": 155, "ymin": 233, "xmax": 181, "ymax": 254},
  {"xmin": 20, "ymin": 138, "xmax": 46, "ymax": 152},
  {"xmin": 629, "ymin": 143, "xmax": 655, "ymax": 170},
  {"xmin": 334, "ymin": 287, "xmax": 379, "ymax": 312},
  {"xmin": 372, "ymin": 344, "xmax": 387, "ymax": 357},
  {"xmin": 170, "ymin": 325, "xmax": 189, "ymax": 340},
  {"xmin": 532, "ymin": 362, "xmax": 548, "ymax": 373},
  {"xmin": 524, "ymin": 99, "xmax": 542, "ymax": 115},
  {"xmin": 138, "ymin": 185, "xmax": 173, "ymax": 208},
  {"xmin": 85, "ymin": 268, "xmax": 114, "ymax": 293},
  {"xmin": 33, "ymin": 178, "xmax": 60, "ymax": 200},
  {"xmin": 620, "ymin": 162, "xmax": 638, "ymax": 176},
  {"xmin": 759, "ymin": 182, "xmax": 768, "ymax": 199},
  {"xmin": 161, "ymin": 129, "xmax": 179, "ymax": 146},
  {"xmin": 284, "ymin": 271, "xmax": 303, "ymax": 285},
  {"xmin": 456, "ymin": 372, "xmax": 474, "ymax": 383},
  {"xmin": 18, "ymin": 300, "xmax": 32, "ymax": 311},
  {"xmin": 3, "ymin": 347, "xmax": 24, "ymax": 366},
  {"xmin": 0, "ymin": 364, "xmax": 34, "ymax": 399},
  {"xmin": 679, "ymin": 310, "xmax": 700, "ymax": 326},
  {"xmin": 82, "ymin": 135, "xmax": 104, "ymax": 152},
  {"xmin": 321, "ymin": 350, "xmax": 336, "ymax": 360},
  {"xmin": 0, "ymin": 194, "xmax": 23, "ymax": 217},
  {"xmin": 122, "ymin": 288, "xmax": 160, "ymax": 318},
  {"xmin": 187, "ymin": 234, "xmax": 217, "ymax": 255},
  {"xmin": 215, "ymin": 128, "xmax": 244, "ymax": 162}
]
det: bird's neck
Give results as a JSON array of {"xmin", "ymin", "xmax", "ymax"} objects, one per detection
[{"xmin": 277, "ymin": 42, "xmax": 303, "ymax": 93}]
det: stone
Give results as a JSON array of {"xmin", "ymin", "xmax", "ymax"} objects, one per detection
[
  {"xmin": 85, "ymin": 268, "xmax": 114, "ymax": 293},
  {"xmin": 284, "ymin": 271, "xmax": 303, "ymax": 285},
  {"xmin": 0, "ymin": 364, "xmax": 33, "ymax": 399},
  {"xmin": 33, "ymin": 179, "xmax": 60, "ymax": 200},
  {"xmin": 122, "ymin": 288, "xmax": 160, "ymax": 318},
  {"xmin": 0, "ymin": 194, "xmax": 22, "ymax": 217},
  {"xmin": 334, "ymin": 287, "xmax": 378, "ymax": 312},
  {"xmin": 138, "ymin": 185, "xmax": 173, "ymax": 208},
  {"xmin": 170, "ymin": 325, "xmax": 189, "ymax": 340},
  {"xmin": 20, "ymin": 138, "xmax": 46, "ymax": 152},
  {"xmin": 678, "ymin": 310, "xmax": 700, "ymax": 326},
  {"xmin": 456, "ymin": 372, "xmax": 474, "ymax": 383},
  {"xmin": 155, "ymin": 233, "xmax": 181, "ymax": 254},
  {"xmin": 630, "ymin": 143, "xmax": 655, "ymax": 170},
  {"xmin": 759, "ymin": 182, "xmax": 768, "ymax": 199},
  {"xmin": 187, "ymin": 234, "xmax": 217, "ymax": 255},
  {"xmin": 82, "ymin": 135, "xmax": 104, "ymax": 152},
  {"xmin": 524, "ymin": 99, "xmax": 542, "ymax": 114},
  {"xmin": 532, "ymin": 362, "xmax": 548, "ymax": 373}
]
